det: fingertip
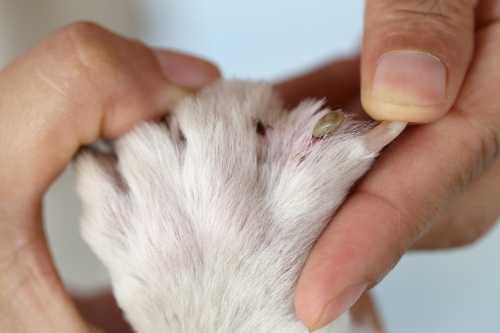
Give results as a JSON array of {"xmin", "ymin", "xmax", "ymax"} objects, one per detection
[
  {"xmin": 294, "ymin": 279, "xmax": 324, "ymax": 331},
  {"xmin": 296, "ymin": 279, "xmax": 368, "ymax": 331},
  {"xmin": 153, "ymin": 48, "xmax": 221, "ymax": 89},
  {"xmin": 148, "ymin": 49, "xmax": 221, "ymax": 124}
]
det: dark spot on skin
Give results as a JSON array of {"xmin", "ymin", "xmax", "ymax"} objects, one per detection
[
  {"xmin": 178, "ymin": 128, "xmax": 186, "ymax": 143},
  {"xmin": 256, "ymin": 120, "xmax": 266, "ymax": 136},
  {"xmin": 163, "ymin": 114, "xmax": 186, "ymax": 144}
]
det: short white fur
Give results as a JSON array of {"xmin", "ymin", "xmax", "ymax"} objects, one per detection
[{"xmin": 76, "ymin": 80, "xmax": 404, "ymax": 333}]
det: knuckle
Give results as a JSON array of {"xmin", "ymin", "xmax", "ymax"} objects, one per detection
[
  {"xmin": 477, "ymin": 124, "xmax": 500, "ymax": 170},
  {"xmin": 39, "ymin": 22, "xmax": 155, "ymax": 140},
  {"xmin": 356, "ymin": 189, "xmax": 422, "ymax": 253},
  {"xmin": 416, "ymin": 214, "xmax": 498, "ymax": 249},
  {"xmin": 379, "ymin": 0, "xmax": 476, "ymax": 21},
  {"xmin": 53, "ymin": 22, "xmax": 120, "ymax": 76},
  {"xmin": 459, "ymin": 114, "xmax": 500, "ymax": 184},
  {"xmin": 366, "ymin": 0, "xmax": 475, "ymax": 59},
  {"xmin": 58, "ymin": 21, "xmax": 106, "ymax": 39},
  {"xmin": 449, "ymin": 219, "xmax": 497, "ymax": 247}
]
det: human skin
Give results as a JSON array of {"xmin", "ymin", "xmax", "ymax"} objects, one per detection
[
  {"xmin": 1, "ymin": 1, "xmax": 500, "ymax": 331},
  {"xmin": 288, "ymin": 0, "xmax": 500, "ymax": 330},
  {"xmin": 0, "ymin": 22, "xmax": 220, "ymax": 333}
]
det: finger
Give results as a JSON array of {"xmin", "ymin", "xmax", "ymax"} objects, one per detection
[
  {"xmin": 0, "ymin": 205, "xmax": 93, "ymax": 333},
  {"xmin": 296, "ymin": 19, "xmax": 500, "ymax": 331},
  {"xmin": 0, "ymin": 22, "xmax": 219, "ymax": 332},
  {"xmin": 0, "ymin": 22, "xmax": 219, "ymax": 201},
  {"xmin": 413, "ymin": 8, "xmax": 500, "ymax": 248},
  {"xmin": 413, "ymin": 156, "xmax": 500, "ymax": 249},
  {"xmin": 275, "ymin": 57, "xmax": 360, "ymax": 108},
  {"xmin": 361, "ymin": 0, "xmax": 477, "ymax": 122},
  {"xmin": 296, "ymin": 117, "xmax": 492, "ymax": 331}
]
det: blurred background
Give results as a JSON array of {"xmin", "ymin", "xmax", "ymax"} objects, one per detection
[{"xmin": 0, "ymin": 1, "xmax": 498, "ymax": 332}]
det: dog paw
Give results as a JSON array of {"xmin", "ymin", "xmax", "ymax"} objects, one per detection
[{"xmin": 76, "ymin": 80, "xmax": 402, "ymax": 333}]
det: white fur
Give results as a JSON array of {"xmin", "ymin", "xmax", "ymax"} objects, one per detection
[{"xmin": 76, "ymin": 80, "xmax": 403, "ymax": 333}]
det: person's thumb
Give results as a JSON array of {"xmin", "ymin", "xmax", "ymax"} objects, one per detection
[{"xmin": 361, "ymin": 0, "xmax": 477, "ymax": 123}]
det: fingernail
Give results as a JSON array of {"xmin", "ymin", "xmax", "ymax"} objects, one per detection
[
  {"xmin": 309, "ymin": 283, "xmax": 368, "ymax": 331},
  {"xmin": 154, "ymin": 49, "xmax": 220, "ymax": 88},
  {"xmin": 372, "ymin": 50, "xmax": 447, "ymax": 107}
]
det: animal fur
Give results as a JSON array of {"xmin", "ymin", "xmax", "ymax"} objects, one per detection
[{"xmin": 76, "ymin": 80, "xmax": 404, "ymax": 333}]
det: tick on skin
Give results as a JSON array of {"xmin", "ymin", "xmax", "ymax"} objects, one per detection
[{"xmin": 312, "ymin": 110, "xmax": 345, "ymax": 139}]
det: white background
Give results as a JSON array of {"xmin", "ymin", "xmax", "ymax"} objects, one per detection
[{"xmin": 0, "ymin": 1, "xmax": 498, "ymax": 332}]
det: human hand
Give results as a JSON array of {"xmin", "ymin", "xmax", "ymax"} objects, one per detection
[
  {"xmin": 278, "ymin": 1, "xmax": 500, "ymax": 330},
  {"xmin": 0, "ymin": 22, "xmax": 219, "ymax": 333}
]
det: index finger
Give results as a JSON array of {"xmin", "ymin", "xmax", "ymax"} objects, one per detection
[
  {"xmin": 0, "ymin": 22, "xmax": 219, "ymax": 332},
  {"xmin": 0, "ymin": 22, "xmax": 219, "ymax": 200}
]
